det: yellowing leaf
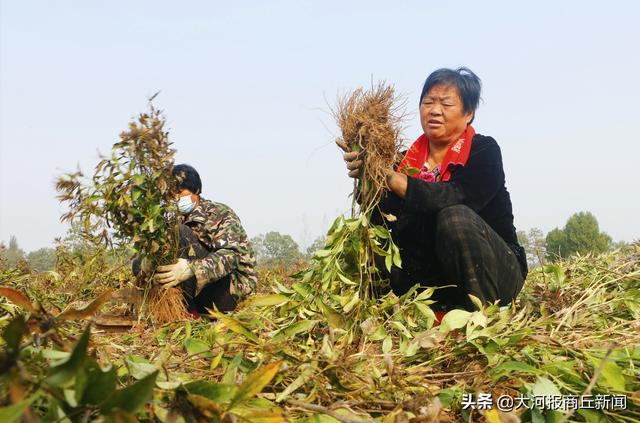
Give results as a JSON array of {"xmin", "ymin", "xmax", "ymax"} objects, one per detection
[
  {"xmin": 57, "ymin": 290, "xmax": 113, "ymax": 321},
  {"xmin": 211, "ymin": 312, "xmax": 259, "ymax": 343},
  {"xmin": 273, "ymin": 320, "xmax": 319, "ymax": 341},
  {"xmin": 245, "ymin": 294, "xmax": 289, "ymax": 308},
  {"xmin": 0, "ymin": 287, "xmax": 37, "ymax": 314},
  {"xmin": 275, "ymin": 364, "xmax": 315, "ymax": 402},
  {"xmin": 343, "ymin": 292, "xmax": 359, "ymax": 313},
  {"xmin": 227, "ymin": 361, "xmax": 282, "ymax": 410},
  {"xmin": 484, "ymin": 409, "xmax": 501, "ymax": 423},
  {"xmin": 237, "ymin": 410, "xmax": 286, "ymax": 423}
]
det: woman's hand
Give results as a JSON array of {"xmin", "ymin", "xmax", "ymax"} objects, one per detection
[
  {"xmin": 336, "ymin": 139, "xmax": 363, "ymax": 178},
  {"xmin": 386, "ymin": 170, "xmax": 408, "ymax": 199}
]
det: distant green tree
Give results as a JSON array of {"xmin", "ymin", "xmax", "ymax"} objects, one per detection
[
  {"xmin": 1, "ymin": 235, "xmax": 26, "ymax": 268},
  {"xmin": 26, "ymin": 248, "xmax": 57, "ymax": 272},
  {"xmin": 251, "ymin": 232, "xmax": 301, "ymax": 267},
  {"xmin": 545, "ymin": 212, "xmax": 611, "ymax": 261},
  {"xmin": 610, "ymin": 240, "xmax": 630, "ymax": 250},
  {"xmin": 545, "ymin": 228, "xmax": 567, "ymax": 259}
]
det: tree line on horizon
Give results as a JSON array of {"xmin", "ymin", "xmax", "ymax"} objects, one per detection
[{"xmin": 1, "ymin": 211, "xmax": 634, "ymax": 273}]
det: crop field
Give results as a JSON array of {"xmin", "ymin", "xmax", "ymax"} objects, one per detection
[
  {"xmin": 1, "ymin": 233, "xmax": 639, "ymax": 422},
  {"xmin": 1, "ymin": 89, "xmax": 639, "ymax": 423}
]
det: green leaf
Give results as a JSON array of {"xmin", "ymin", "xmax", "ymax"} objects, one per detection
[
  {"xmin": 414, "ymin": 302, "xmax": 436, "ymax": 323},
  {"xmin": 0, "ymin": 394, "xmax": 39, "ymax": 423},
  {"xmin": 292, "ymin": 282, "xmax": 311, "ymax": 297},
  {"xmin": 490, "ymin": 361, "xmax": 540, "ymax": 379},
  {"xmin": 101, "ymin": 371, "xmax": 158, "ymax": 414},
  {"xmin": 576, "ymin": 408, "xmax": 608, "ymax": 423},
  {"xmin": 276, "ymin": 365, "xmax": 315, "ymax": 402},
  {"xmin": 273, "ymin": 320, "xmax": 319, "ymax": 341},
  {"xmin": 337, "ymin": 273, "xmax": 357, "ymax": 286},
  {"xmin": 404, "ymin": 340, "xmax": 419, "ymax": 357},
  {"xmin": 372, "ymin": 225, "xmax": 390, "ymax": 239},
  {"xmin": 211, "ymin": 312, "xmax": 259, "ymax": 343},
  {"xmin": 314, "ymin": 249, "xmax": 332, "ymax": 258},
  {"xmin": 79, "ymin": 361, "xmax": 117, "ymax": 405},
  {"xmin": 439, "ymin": 309, "xmax": 472, "ymax": 333},
  {"xmin": 132, "ymin": 174, "xmax": 145, "ymax": 186},
  {"xmin": 531, "ymin": 376, "xmax": 561, "ymax": 398},
  {"xmin": 2, "ymin": 315, "xmax": 26, "ymax": 361},
  {"xmin": 125, "ymin": 356, "xmax": 158, "ymax": 380},
  {"xmin": 589, "ymin": 356, "xmax": 626, "ymax": 391},
  {"xmin": 437, "ymin": 388, "xmax": 458, "ymax": 407},
  {"xmin": 222, "ymin": 354, "xmax": 242, "ymax": 385},
  {"xmin": 390, "ymin": 321, "xmax": 412, "ymax": 338},
  {"xmin": 342, "ymin": 292, "xmax": 359, "ymax": 313},
  {"xmin": 245, "ymin": 294, "xmax": 290, "ymax": 307},
  {"xmin": 391, "ymin": 245, "xmax": 402, "ymax": 268},
  {"xmin": 318, "ymin": 302, "xmax": 346, "ymax": 329},
  {"xmin": 384, "ymin": 254, "xmax": 392, "ymax": 272},
  {"xmin": 227, "ymin": 361, "xmax": 282, "ymax": 410},
  {"xmin": 469, "ymin": 311, "xmax": 488, "ymax": 327},
  {"xmin": 46, "ymin": 324, "xmax": 91, "ymax": 387},
  {"xmin": 184, "ymin": 338, "xmax": 210, "ymax": 356},
  {"xmin": 415, "ymin": 287, "xmax": 435, "ymax": 301},
  {"xmin": 183, "ymin": 380, "xmax": 235, "ymax": 403},
  {"xmin": 382, "ymin": 336, "xmax": 393, "ymax": 353}
]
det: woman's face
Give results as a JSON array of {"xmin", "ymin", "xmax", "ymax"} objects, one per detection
[{"xmin": 420, "ymin": 84, "xmax": 474, "ymax": 144}]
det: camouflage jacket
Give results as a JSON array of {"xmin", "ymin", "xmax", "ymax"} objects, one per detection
[{"xmin": 181, "ymin": 198, "xmax": 257, "ymax": 300}]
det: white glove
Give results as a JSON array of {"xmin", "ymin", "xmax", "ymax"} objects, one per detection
[{"xmin": 153, "ymin": 258, "xmax": 194, "ymax": 289}]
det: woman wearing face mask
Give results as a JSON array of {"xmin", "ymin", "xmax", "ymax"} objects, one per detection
[
  {"xmin": 338, "ymin": 67, "xmax": 528, "ymax": 312},
  {"xmin": 146, "ymin": 164, "xmax": 257, "ymax": 313}
]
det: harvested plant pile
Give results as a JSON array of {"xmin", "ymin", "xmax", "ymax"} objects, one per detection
[
  {"xmin": 1, "ymin": 245, "xmax": 639, "ymax": 422},
  {"xmin": 55, "ymin": 105, "xmax": 190, "ymax": 324}
]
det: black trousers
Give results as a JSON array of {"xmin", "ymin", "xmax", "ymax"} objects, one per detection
[
  {"xmin": 177, "ymin": 224, "xmax": 237, "ymax": 313},
  {"xmin": 387, "ymin": 205, "xmax": 525, "ymax": 311},
  {"xmin": 133, "ymin": 225, "xmax": 236, "ymax": 313}
]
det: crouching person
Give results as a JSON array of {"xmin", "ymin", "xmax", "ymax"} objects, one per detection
[
  {"xmin": 338, "ymin": 68, "xmax": 527, "ymax": 312},
  {"xmin": 148, "ymin": 164, "xmax": 257, "ymax": 313}
]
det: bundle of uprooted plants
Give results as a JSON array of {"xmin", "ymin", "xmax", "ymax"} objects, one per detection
[
  {"xmin": 334, "ymin": 82, "xmax": 405, "ymax": 211},
  {"xmin": 55, "ymin": 104, "xmax": 190, "ymax": 324}
]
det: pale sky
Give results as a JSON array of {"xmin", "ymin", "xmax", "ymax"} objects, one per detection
[{"xmin": 1, "ymin": 0, "xmax": 639, "ymax": 253}]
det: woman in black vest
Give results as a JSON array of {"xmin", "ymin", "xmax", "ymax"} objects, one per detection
[{"xmin": 338, "ymin": 67, "xmax": 528, "ymax": 311}]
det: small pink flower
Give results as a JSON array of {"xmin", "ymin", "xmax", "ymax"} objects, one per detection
[{"xmin": 416, "ymin": 170, "xmax": 436, "ymax": 182}]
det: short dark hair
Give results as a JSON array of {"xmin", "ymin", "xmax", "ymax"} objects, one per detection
[
  {"xmin": 173, "ymin": 164, "xmax": 202, "ymax": 195},
  {"xmin": 419, "ymin": 67, "xmax": 482, "ymax": 121}
]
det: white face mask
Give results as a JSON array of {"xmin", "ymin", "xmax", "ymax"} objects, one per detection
[{"xmin": 177, "ymin": 195, "xmax": 195, "ymax": 215}]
